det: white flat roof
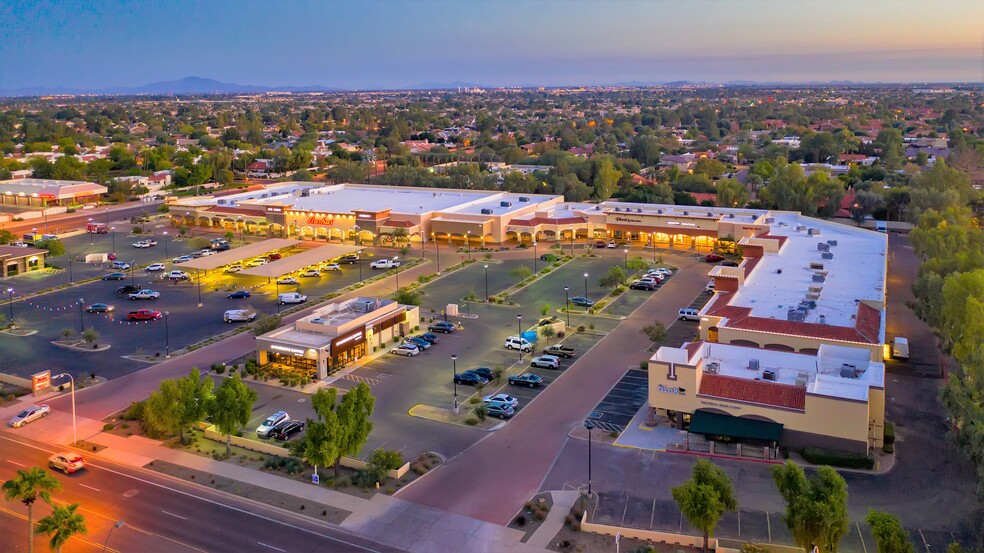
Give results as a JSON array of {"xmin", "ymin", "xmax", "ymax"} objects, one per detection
[
  {"xmin": 600, "ymin": 201, "xmax": 765, "ymax": 223},
  {"xmin": 0, "ymin": 178, "xmax": 107, "ymax": 198},
  {"xmin": 691, "ymin": 342, "xmax": 884, "ymax": 402},
  {"xmin": 265, "ymin": 328, "xmax": 332, "ymax": 348},
  {"xmin": 730, "ymin": 215, "xmax": 887, "ymax": 328},
  {"xmin": 444, "ymin": 192, "xmax": 558, "ymax": 216}
]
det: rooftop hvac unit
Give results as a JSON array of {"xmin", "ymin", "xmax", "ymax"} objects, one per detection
[
  {"xmin": 787, "ymin": 308, "xmax": 807, "ymax": 322},
  {"xmin": 595, "ymin": 205, "xmax": 602, "ymax": 210},
  {"xmin": 300, "ymin": 190, "xmax": 310, "ymax": 197},
  {"xmin": 518, "ymin": 196, "xmax": 529, "ymax": 202},
  {"xmin": 762, "ymin": 370, "xmax": 777, "ymax": 381},
  {"xmin": 795, "ymin": 373, "xmax": 809, "ymax": 387},
  {"xmin": 217, "ymin": 200, "xmax": 226, "ymax": 205},
  {"xmin": 839, "ymin": 364, "xmax": 859, "ymax": 378},
  {"xmin": 748, "ymin": 359, "xmax": 761, "ymax": 371},
  {"xmin": 821, "ymin": 252, "xmax": 834, "ymax": 260},
  {"xmin": 765, "ymin": 217, "xmax": 775, "ymax": 224},
  {"xmin": 683, "ymin": 211, "xmax": 689, "ymax": 216},
  {"xmin": 796, "ymin": 225, "xmax": 807, "ymax": 232},
  {"xmin": 500, "ymin": 201, "xmax": 512, "ymax": 207},
  {"xmin": 800, "ymin": 299, "xmax": 817, "ymax": 310},
  {"xmin": 812, "ymin": 274, "xmax": 826, "ymax": 283},
  {"xmin": 817, "ymin": 243, "xmax": 830, "ymax": 252},
  {"xmin": 827, "ymin": 240, "xmax": 838, "ymax": 246},
  {"xmin": 614, "ymin": 207, "xmax": 620, "ymax": 212},
  {"xmin": 818, "ymin": 314, "xmax": 827, "ymax": 324},
  {"xmin": 353, "ymin": 299, "xmax": 376, "ymax": 312},
  {"xmin": 808, "ymin": 228, "xmax": 821, "ymax": 236},
  {"xmin": 705, "ymin": 362, "xmax": 720, "ymax": 374},
  {"xmin": 728, "ymin": 213, "xmax": 735, "ymax": 218},
  {"xmin": 480, "ymin": 208, "xmax": 493, "ymax": 215},
  {"xmin": 809, "ymin": 285, "xmax": 823, "ymax": 293},
  {"xmin": 809, "ymin": 262, "xmax": 825, "ymax": 270},
  {"xmin": 657, "ymin": 209, "xmax": 663, "ymax": 214},
  {"xmin": 637, "ymin": 208, "xmax": 643, "ymax": 213}
]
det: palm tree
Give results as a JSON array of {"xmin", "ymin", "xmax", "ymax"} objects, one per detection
[
  {"xmin": 36, "ymin": 503, "xmax": 88, "ymax": 553},
  {"xmin": 1, "ymin": 467, "xmax": 62, "ymax": 553}
]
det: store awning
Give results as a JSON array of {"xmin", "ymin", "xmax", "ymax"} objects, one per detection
[{"xmin": 688, "ymin": 411, "xmax": 783, "ymax": 442}]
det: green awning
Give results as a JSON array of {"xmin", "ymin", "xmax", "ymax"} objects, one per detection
[{"xmin": 689, "ymin": 411, "xmax": 783, "ymax": 442}]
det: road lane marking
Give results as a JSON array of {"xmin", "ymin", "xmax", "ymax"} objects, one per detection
[
  {"xmin": 6, "ymin": 460, "xmax": 25, "ymax": 467},
  {"xmin": 79, "ymin": 483, "xmax": 101, "ymax": 492},
  {"xmin": 258, "ymin": 542, "xmax": 287, "ymax": 552},
  {"xmin": 161, "ymin": 509, "xmax": 188, "ymax": 520}
]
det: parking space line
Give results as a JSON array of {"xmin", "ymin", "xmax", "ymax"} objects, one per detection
[{"xmin": 857, "ymin": 522, "xmax": 867, "ymax": 553}]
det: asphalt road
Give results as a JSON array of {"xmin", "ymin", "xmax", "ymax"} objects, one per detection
[
  {"xmin": 1, "ymin": 201, "xmax": 162, "ymax": 237},
  {"xmin": 396, "ymin": 249, "xmax": 709, "ymax": 524},
  {"xmin": 0, "ymin": 432, "xmax": 402, "ymax": 553}
]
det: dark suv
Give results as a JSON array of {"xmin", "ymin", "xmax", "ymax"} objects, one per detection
[
  {"xmin": 428, "ymin": 321, "xmax": 456, "ymax": 334},
  {"xmin": 116, "ymin": 284, "xmax": 141, "ymax": 295},
  {"xmin": 269, "ymin": 420, "xmax": 305, "ymax": 441}
]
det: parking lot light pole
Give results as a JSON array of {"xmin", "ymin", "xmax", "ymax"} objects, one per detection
[
  {"xmin": 434, "ymin": 236, "xmax": 441, "ymax": 273},
  {"xmin": 564, "ymin": 285, "xmax": 570, "ymax": 328},
  {"xmin": 131, "ymin": 260, "xmax": 136, "ymax": 287},
  {"xmin": 420, "ymin": 231, "xmax": 426, "ymax": 260},
  {"xmin": 196, "ymin": 269, "xmax": 203, "ymax": 307},
  {"xmin": 623, "ymin": 248, "xmax": 628, "ymax": 268},
  {"xmin": 275, "ymin": 280, "xmax": 281, "ymax": 314},
  {"xmin": 584, "ymin": 420, "xmax": 595, "ymax": 497},
  {"xmin": 6, "ymin": 287, "xmax": 13, "ymax": 323},
  {"xmin": 393, "ymin": 256, "xmax": 400, "ymax": 291},
  {"xmin": 102, "ymin": 520, "xmax": 125, "ymax": 552},
  {"xmin": 357, "ymin": 251, "xmax": 363, "ymax": 282},
  {"xmin": 163, "ymin": 231, "xmax": 169, "ymax": 260},
  {"xmin": 516, "ymin": 314, "xmax": 523, "ymax": 363},
  {"xmin": 583, "ymin": 272, "xmax": 589, "ymax": 299},
  {"xmin": 67, "ymin": 251, "xmax": 73, "ymax": 284},
  {"xmin": 466, "ymin": 231, "xmax": 471, "ymax": 261},
  {"xmin": 111, "ymin": 226, "xmax": 116, "ymax": 251},
  {"xmin": 451, "ymin": 354, "xmax": 459, "ymax": 414},
  {"xmin": 164, "ymin": 311, "xmax": 170, "ymax": 358},
  {"xmin": 88, "ymin": 218, "xmax": 93, "ymax": 244},
  {"xmin": 483, "ymin": 264, "xmax": 489, "ymax": 301},
  {"xmin": 353, "ymin": 225, "xmax": 360, "ymax": 246},
  {"xmin": 77, "ymin": 298, "xmax": 84, "ymax": 333},
  {"xmin": 569, "ymin": 228, "xmax": 575, "ymax": 254},
  {"xmin": 53, "ymin": 373, "xmax": 77, "ymax": 445}
]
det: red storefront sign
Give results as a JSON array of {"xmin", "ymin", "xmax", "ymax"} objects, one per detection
[
  {"xmin": 32, "ymin": 370, "xmax": 51, "ymax": 393},
  {"xmin": 308, "ymin": 216, "xmax": 335, "ymax": 226}
]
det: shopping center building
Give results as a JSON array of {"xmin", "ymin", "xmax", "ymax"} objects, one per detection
[
  {"xmin": 648, "ymin": 214, "xmax": 889, "ymax": 455},
  {"xmin": 255, "ymin": 297, "xmax": 420, "ymax": 380},
  {"xmin": 0, "ymin": 179, "xmax": 108, "ymax": 208}
]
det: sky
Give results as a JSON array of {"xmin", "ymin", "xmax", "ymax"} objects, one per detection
[{"xmin": 1, "ymin": 0, "xmax": 981, "ymax": 90}]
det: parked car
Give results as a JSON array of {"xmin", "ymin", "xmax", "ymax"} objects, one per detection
[
  {"xmin": 391, "ymin": 343, "xmax": 420, "ymax": 357},
  {"xmin": 300, "ymin": 269, "xmax": 321, "ymax": 277},
  {"xmin": 257, "ymin": 411, "xmax": 290, "ymax": 438},
  {"xmin": 131, "ymin": 240, "xmax": 151, "ymax": 248},
  {"xmin": 595, "ymin": 240, "xmax": 607, "ymax": 248},
  {"xmin": 213, "ymin": 243, "xmax": 230, "ymax": 251},
  {"xmin": 102, "ymin": 272, "xmax": 126, "ymax": 280},
  {"xmin": 8, "ymin": 404, "xmax": 50, "ymax": 427},
  {"xmin": 453, "ymin": 372, "xmax": 488, "ymax": 386},
  {"xmin": 678, "ymin": 308, "xmax": 700, "ymax": 321},
  {"xmin": 10, "ymin": 241, "xmax": 28, "ymax": 247},
  {"xmin": 278, "ymin": 293, "xmax": 307, "ymax": 305},
  {"xmin": 188, "ymin": 251, "xmax": 205, "ymax": 259},
  {"xmin": 248, "ymin": 258, "xmax": 268, "ymax": 267},
  {"xmin": 370, "ymin": 258, "xmax": 400, "ymax": 269},
  {"xmin": 107, "ymin": 253, "xmax": 118, "ymax": 260},
  {"xmin": 269, "ymin": 420, "xmax": 305, "ymax": 441},
  {"xmin": 164, "ymin": 270, "xmax": 190, "ymax": 281},
  {"xmin": 267, "ymin": 253, "xmax": 282, "ymax": 261},
  {"xmin": 704, "ymin": 253, "xmax": 724, "ymax": 263},
  {"xmin": 530, "ymin": 355, "xmax": 560, "ymax": 369},
  {"xmin": 418, "ymin": 333, "xmax": 440, "ymax": 344},
  {"xmin": 276, "ymin": 276, "xmax": 299, "ymax": 285},
  {"xmin": 630, "ymin": 281, "xmax": 656, "ymax": 291},
  {"xmin": 223, "ymin": 309, "xmax": 256, "ymax": 323},
  {"xmin": 172, "ymin": 255, "xmax": 192, "ymax": 263},
  {"xmin": 227, "ymin": 290, "xmax": 251, "ymax": 299},
  {"xmin": 339, "ymin": 254, "xmax": 360, "ymax": 264},
  {"xmin": 48, "ymin": 453, "xmax": 87, "ymax": 474},
  {"xmin": 508, "ymin": 373, "xmax": 544, "ymax": 388},
  {"xmin": 404, "ymin": 336, "xmax": 431, "ymax": 350},
  {"xmin": 127, "ymin": 309, "xmax": 162, "ymax": 321},
  {"xmin": 145, "ymin": 239, "xmax": 158, "ymax": 246},
  {"xmin": 607, "ymin": 241, "xmax": 617, "ymax": 248},
  {"xmin": 704, "ymin": 281, "xmax": 715, "ymax": 295},
  {"xmin": 428, "ymin": 321, "xmax": 456, "ymax": 334},
  {"xmin": 503, "ymin": 336, "xmax": 533, "ymax": 352},
  {"xmin": 321, "ymin": 263, "xmax": 341, "ymax": 271},
  {"xmin": 568, "ymin": 296, "xmax": 594, "ymax": 307},
  {"xmin": 145, "ymin": 263, "xmax": 166, "ymax": 272},
  {"xmin": 470, "ymin": 367, "xmax": 496, "ymax": 381},
  {"xmin": 116, "ymin": 284, "xmax": 141, "ymax": 295},
  {"xmin": 111, "ymin": 261, "xmax": 131, "ymax": 270},
  {"xmin": 543, "ymin": 344, "xmax": 576, "ymax": 358},
  {"xmin": 486, "ymin": 403, "xmax": 515, "ymax": 419},
  {"xmin": 128, "ymin": 289, "xmax": 160, "ymax": 300},
  {"xmin": 483, "ymin": 393, "xmax": 518, "ymax": 408},
  {"xmin": 85, "ymin": 303, "xmax": 114, "ymax": 313},
  {"xmin": 224, "ymin": 265, "xmax": 243, "ymax": 273},
  {"xmin": 199, "ymin": 249, "xmax": 215, "ymax": 257}
]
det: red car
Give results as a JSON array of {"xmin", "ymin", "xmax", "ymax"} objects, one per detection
[
  {"xmin": 704, "ymin": 253, "xmax": 724, "ymax": 262},
  {"xmin": 127, "ymin": 309, "xmax": 162, "ymax": 321}
]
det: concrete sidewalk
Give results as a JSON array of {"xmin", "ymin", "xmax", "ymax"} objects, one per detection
[{"xmin": 525, "ymin": 490, "xmax": 580, "ymax": 548}]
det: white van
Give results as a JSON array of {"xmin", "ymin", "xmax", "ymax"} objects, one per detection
[
  {"xmin": 224, "ymin": 309, "xmax": 257, "ymax": 323},
  {"xmin": 678, "ymin": 308, "xmax": 700, "ymax": 321},
  {"xmin": 891, "ymin": 337, "xmax": 909, "ymax": 359},
  {"xmin": 278, "ymin": 293, "xmax": 307, "ymax": 305}
]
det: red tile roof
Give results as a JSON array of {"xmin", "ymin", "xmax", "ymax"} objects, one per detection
[{"xmin": 699, "ymin": 373, "xmax": 806, "ymax": 410}]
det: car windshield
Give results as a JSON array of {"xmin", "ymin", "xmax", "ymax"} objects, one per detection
[
  {"xmin": 263, "ymin": 417, "xmax": 278, "ymax": 426},
  {"xmin": 16, "ymin": 410, "xmax": 29, "ymax": 418},
  {"xmin": 66, "ymin": 455, "xmax": 83, "ymax": 462}
]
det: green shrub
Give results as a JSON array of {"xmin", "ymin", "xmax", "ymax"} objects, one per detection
[
  {"xmin": 883, "ymin": 442, "xmax": 895, "ymax": 454},
  {"xmin": 352, "ymin": 468, "xmax": 382, "ymax": 488},
  {"xmin": 122, "ymin": 400, "xmax": 146, "ymax": 421},
  {"xmin": 464, "ymin": 417, "xmax": 479, "ymax": 426},
  {"xmin": 883, "ymin": 421, "xmax": 895, "ymax": 445},
  {"xmin": 102, "ymin": 423, "xmax": 115, "ymax": 431},
  {"xmin": 284, "ymin": 457, "xmax": 303, "ymax": 474},
  {"xmin": 368, "ymin": 449, "xmax": 403, "ymax": 474},
  {"xmin": 801, "ymin": 447, "xmax": 874, "ymax": 469}
]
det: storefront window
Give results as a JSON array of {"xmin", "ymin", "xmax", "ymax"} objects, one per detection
[{"xmin": 269, "ymin": 352, "xmax": 317, "ymax": 378}]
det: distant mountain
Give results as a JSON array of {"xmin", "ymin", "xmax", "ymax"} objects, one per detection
[
  {"xmin": 409, "ymin": 81, "xmax": 488, "ymax": 90},
  {"xmin": 0, "ymin": 76, "xmax": 342, "ymax": 97}
]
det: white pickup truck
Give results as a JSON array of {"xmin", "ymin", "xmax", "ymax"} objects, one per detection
[
  {"xmin": 128, "ymin": 289, "xmax": 161, "ymax": 301},
  {"xmin": 370, "ymin": 259, "xmax": 400, "ymax": 269}
]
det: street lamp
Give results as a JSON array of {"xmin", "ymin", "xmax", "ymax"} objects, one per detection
[
  {"xmin": 434, "ymin": 234, "xmax": 441, "ymax": 273},
  {"xmin": 623, "ymin": 248, "xmax": 628, "ymax": 268},
  {"xmin": 420, "ymin": 230, "xmax": 426, "ymax": 260},
  {"xmin": 88, "ymin": 218, "xmax": 93, "ymax": 244},
  {"xmin": 275, "ymin": 279, "xmax": 281, "ymax": 314},
  {"xmin": 583, "ymin": 272, "xmax": 589, "ymax": 299},
  {"xmin": 451, "ymin": 354, "xmax": 459, "ymax": 414},
  {"xmin": 393, "ymin": 256, "xmax": 400, "ymax": 291},
  {"xmin": 196, "ymin": 269, "xmax": 203, "ymax": 307},
  {"xmin": 102, "ymin": 520, "xmax": 125, "ymax": 552},
  {"xmin": 516, "ymin": 314, "xmax": 523, "ymax": 363},
  {"xmin": 584, "ymin": 420, "xmax": 595, "ymax": 497},
  {"xmin": 130, "ymin": 260, "xmax": 136, "ymax": 287},
  {"xmin": 111, "ymin": 226, "xmax": 116, "ymax": 251},
  {"xmin": 163, "ymin": 311, "xmax": 171, "ymax": 358},
  {"xmin": 483, "ymin": 264, "xmax": 489, "ymax": 302},
  {"xmin": 532, "ymin": 240, "xmax": 538, "ymax": 273},
  {"xmin": 67, "ymin": 251, "xmax": 73, "ymax": 284},
  {"xmin": 163, "ymin": 231, "xmax": 169, "ymax": 260},
  {"xmin": 238, "ymin": 216, "xmax": 244, "ymax": 244},
  {"xmin": 53, "ymin": 373, "xmax": 76, "ymax": 446},
  {"xmin": 105, "ymin": 207, "xmax": 110, "ymax": 226},
  {"xmin": 6, "ymin": 287, "xmax": 13, "ymax": 324},
  {"xmin": 564, "ymin": 285, "xmax": 571, "ymax": 328},
  {"xmin": 569, "ymin": 228, "xmax": 575, "ymax": 254},
  {"xmin": 357, "ymin": 250, "xmax": 363, "ymax": 282},
  {"xmin": 77, "ymin": 298, "xmax": 84, "ymax": 333},
  {"xmin": 353, "ymin": 225, "xmax": 361, "ymax": 246},
  {"xmin": 466, "ymin": 230, "xmax": 471, "ymax": 261}
]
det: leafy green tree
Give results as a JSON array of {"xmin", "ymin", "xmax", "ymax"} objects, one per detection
[
  {"xmin": 598, "ymin": 265, "xmax": 627, "ymax": 288},
  {"xmin": 671, "ymin": 458, "xmax": 738, "ymax": 553},
  {"xmin": 0, "ymin": 229, "xmax": 15, "ymax": 244},
  {"xmin": 626, "ymin": 257, "xmax": 650, "ymax": 271},
  {"xmin": 393, "ymin": 288, "xmax": 421, "ymax": 306},
  {"xmin": 772, "ymin": 461, "xmax": 849, "ymax": 553},
  {"xmin": 641, "ymin": 321, "xmax": 667, "ymax": 344},
  {"xmin": 143, "ymin": 377, "xmax": 186, "ymax": 440},
  {"xmin": 763, "ymin": 163, "xmax": 813, "ymax": 213},
  {"xmin": 178, "ymin": 368, "xmax": 214, "ymax": 431},
  {"xmin": 336, "ymin": 383, "xmax": 375, "ymax": 478},
  {"xmin": 511, "ymin": 265, "xmax": 533, "ymax": 282},
  {"xmin": 630, "ymin": 135, "xmax": 662, "ymax": 166},
  {"xmin": 850, "ymin": 191, "xmax": 883, "ymax": 226},
  {"xmin": 327, "ymin": 159, "xmax": 368, "ymax": 183},
  {"xmin": 251, "ymin": 314, "xmax": 283, "ymax": 336},
  {"xmin": 809, "ymin": 172, "xmax": 846, "ymax": 218},
  {"xmin": 908, "ymin": 159, "xmax": 976, "ymax": 221},
  {"xmin": 2, "ymin": 466, "xmax": 62, "ymax": 553},
  {"xmin": 716, "ymin": 178, "xmax": 749, "ymax": 209},
  {"xmin": 291, "ymin": 388, "xmax": 342, "ymax": 479},
  {"xmin": 865, "ymin": 509, "xmax": 914, "ymax": 553},
  {"xmin": 875, "ymin": 129, "xmax": 905, "ymax": 170},
  {"xmin": 43, "ymin": 239, "xmax": 66, "ymax": 256},
  {"xmin": 592, "ymin": 157, "xmax": 621, "ymax": 200},
  {"xmin": 81, "ymin": 327, "xmax": 99, "ymax": 346},
  {"xmin": 210, "ymin": 375, "xmax": 257, "ymax": 456},
  {"xmin": 35, "ymin": 503, "xmax": 88, "ymax": 553},
  {"xmin": 693, "ymin": 158, "xmax": 726, "ymax": 179}
]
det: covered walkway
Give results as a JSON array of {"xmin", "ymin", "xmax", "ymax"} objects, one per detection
[
  {"xmin": 176, "ymin": 238, "xmax": 300, "ymax": 271},
  {"xmin": 238, "ymin": 244, "xmax": 363, "ymax": 278}
]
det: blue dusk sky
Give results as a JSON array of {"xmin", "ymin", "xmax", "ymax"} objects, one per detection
[{"xmin": 1, "ymin": 0, "xmax": 981, "ymax": 89}]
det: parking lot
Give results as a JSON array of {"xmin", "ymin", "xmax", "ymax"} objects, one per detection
[{"xmin": 584, "ymin": 368, "xmax": 649, "ymax": 433}]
